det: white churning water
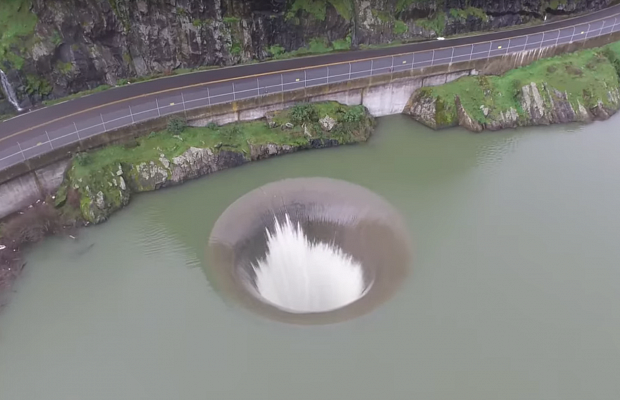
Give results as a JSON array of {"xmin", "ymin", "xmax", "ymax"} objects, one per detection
[{"xmin": 252, "ymin": 214, "xmax": 365, "ymax": 313}]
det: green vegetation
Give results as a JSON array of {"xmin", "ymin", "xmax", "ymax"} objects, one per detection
[
  {"xmin": 328, "ymin": 0, "xmax": 354, "ymax": 21},
  {"xmin": 268, "ymin": 35, "xmax": 351, "ymax": 59},
  {"xmin": 268, "ymin": 44, "xmax": 286, "ymax": 57},
  {"xmin": 416, "ymin": 11, "xmax": 446, "ymax": 36},
  {"xmin": 396, "ymin": 0, "xmax": 426, "ymax": 13},
  {"xmin": 603, "ymin": 41, "xmax": 620, "ymax": 78},
  {"xmin": 422, "ymin": 44, "xmax": 620, "ymax": 125},
  {"xmin": 449, "ymin": 7, "xmax": 488, "ymax": 22},
  {"xmin": 332, "ymin": 35, "xmax": 352, "ymax": 50},
  {"xmin": 67, "ymin": 102, "xmax": 372, "ymax": 222},
  {"xmin": 548, "ymin": 0, "xmax": 562, "ymax": 10},
  {"xmin": 287, "ymin": 0, "xmax": 354, "ymax": 21},
  {"xmin": 55, "ymin": 61, "xmax": 73, "ymax": 74},
  {"xmin": 24, "ymin": 74, "xmax": 52, "ymax": 96},
  {"xmin": 69, "ymin": 103, "xmax": 370, "ymax": 180},
  {"xmin": 0, "ymin": 0, "xmax": 37, "ymax": 69},
  {"xmin": 51, "ymin": 31, "xmax": 63, "ymax": 46},
  {"xmin": 223, "ymin": 16, "xmax": 240, "ymax": 25},
  {"xmin": 166, "ymin": 117, "xmax": 187, "ymax": 135},
  {"xmin": 230, "ymin": 39, "xmax": 242, "ymax": 56},
  {"xmin": 393, "ymin": 20, "xmax": 408, "ymax": 35}
]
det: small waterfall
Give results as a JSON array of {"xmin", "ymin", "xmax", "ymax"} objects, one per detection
[
  {"xmin": 253, "ymin": 214, "xmax": 365, "ymax": 313},
  {"xmin": 0, "ymin": 68, "xmax": 23, "ymax": 112}
]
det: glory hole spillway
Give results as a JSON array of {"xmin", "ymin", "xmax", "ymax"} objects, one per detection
[{"xmin": 1, "ymin": 115, "xmax": 620, "ymax": 399}]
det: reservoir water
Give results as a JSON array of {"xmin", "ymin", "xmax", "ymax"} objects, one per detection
[{"xmin": 1, "ymin": 115, "xmax": 619, "ymax": 399}]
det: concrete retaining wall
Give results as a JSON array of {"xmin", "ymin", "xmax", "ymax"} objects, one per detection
[{"xmin": 1, "ymin": 31, "xmax": 619, "ymax": 219}]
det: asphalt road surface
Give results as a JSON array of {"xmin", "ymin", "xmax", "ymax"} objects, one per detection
[{"xmin": 1, "ymin": 4, "xmax": 620, "ymax": 171}]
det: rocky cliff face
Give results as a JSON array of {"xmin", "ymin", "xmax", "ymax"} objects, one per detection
[
  {"xmin": 0, "ymin": 0, "xmax": 610, "ymax": 110},
  {"xmin": 404, "ymin": 43, "xmax": 620, "ymax": 132}
]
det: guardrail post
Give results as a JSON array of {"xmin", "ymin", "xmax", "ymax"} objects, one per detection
[
  {"xmin": 129, "ymin": 105, "xmax": 135, "ymax": 123},
  {"xmin": 207, "ymin": 87, "xmax": 211, "ymax": 106},
  {"xmin": 256, "ymin": 77, "xmax": 260, "ymax": 95},
  {"xmin": 74, "ymin": 122, "xmax": 81, "ymax": 140},
  {"xmin": 181, "ymin": 92, "xmax": 187, "ymax": 117},
  {"xmin": 327, "ymin": 66, "xmax": 330, "ymax": 84},
  {"xmin": 232, "ymin": 82, "xmax": 236, "ymax": 101},
  {"xmin": 449, "ymin": 47, "xmax": 454, "ymax": 65},
  {"xmin": 411, "ymin": 52, "xmax": 415, "ymax": 69},
  {"xmin": 569, "ymin": 26, "xmax": 576, "ymax": 43},
  {"xmin": 431, "ymin": 49, "xmax": 435, "ymax": 66},
  {"xmin": 100, "ymin": 114, "xmax": 106, "ymax": 132},
  {"xmin": 17, "ymin": 142, "xmax": 25, "ymax": 161},
  {"xmin": 555, "ymin": 30, "xmax": 560, "ymax": 46},
  {"xmin": 304, "ymin": 70, "xmax": 307, "ymax": 88},
  {"xmin": 45, "ymin": 130, "xmax": 53, "ymax": 149},
  {"xmin": 370, "ymin": 59, "xmax": 374, "ymax": 76},
  {"xmin": 280, "ymin": 74, "xmax": 284, "ymax": 92},
  {"xmin": 348, "ymin": 63, "xmax": 351, "ymax": 80},
  {"xmin": 468, "ymin": 44, "xmax": 473, "ymax": 61},
  {"xmin": 582, "ymin": 23, "xmax": 591, "ymax": 48},
  {"xmin": 390, "ymin": 56, "xmax": 394, "ymax": 75},
  {"xmin": 156, "ymin": 98, "xmax": 161, "ymax": 117}
]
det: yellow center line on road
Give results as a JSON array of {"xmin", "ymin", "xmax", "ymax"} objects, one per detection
[{"xmin": 1, "ymin": 9, "xmax": 618, "ymax": 145}]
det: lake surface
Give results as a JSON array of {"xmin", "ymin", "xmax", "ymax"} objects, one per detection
[{"xmin": 1, "ymin": 115, "xmax": 619, "ymax": 400}]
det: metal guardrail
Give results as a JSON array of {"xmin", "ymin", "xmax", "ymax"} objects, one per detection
[{"xmin": 1, "ymin": 15, "xmax": 619, "ymax": 171}]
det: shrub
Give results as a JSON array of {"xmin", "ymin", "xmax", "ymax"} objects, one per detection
[
  {"xmin": 167, "ymin": 117, "xmax": 187, "ymax": 135},
  {"xmin": 602, "ymin": 47, "xmax": 620, "ymax": 78},
  {"xmin": 268, "ymin": 44, "xmax": 286, "ymax": 57},
  {"xmin": 339, "ymin": 106, "xmax": 365, "ymax": 123},
  {"xmin": 74, "ymin": 152, "xmax": 92, "ymax": 166},
  {"xmin": 290, "ymin": 104, "xmax": 318, "ymax": 124}
]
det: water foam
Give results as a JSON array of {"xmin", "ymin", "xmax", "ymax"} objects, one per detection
[{"xmin": 253, "ymin": 214, "xmax": 365, "ymax": 313}]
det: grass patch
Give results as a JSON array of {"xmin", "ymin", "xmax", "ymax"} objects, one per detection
[
  {"xmin": 425, "ymin": 46, "xmax": 620, "ymax": 124},
  {"xmin": 71, "ymin": 102, "xmax": 369, "ymax": 185},
  {"xmin": 0, "ymin": 0, "xmax": 38, "ymax": 69}
]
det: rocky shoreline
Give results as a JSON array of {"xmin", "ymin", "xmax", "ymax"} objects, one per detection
[
  {"xmin": 404, "ymin": 42, "xmax": 620, "ymax": 132},
  {"xmin": 0, "ymin": 101, "xmax": 374, "ymax": 297}
]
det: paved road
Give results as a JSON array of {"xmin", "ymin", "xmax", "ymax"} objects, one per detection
[{"xmin": 1, "ymin": 5, "xmax": 620, "ymax": 170}]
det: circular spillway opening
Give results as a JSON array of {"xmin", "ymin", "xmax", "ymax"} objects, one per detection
[{"xmin": 207, "ymin": 177, "xmax": 411, "ymax": 324}]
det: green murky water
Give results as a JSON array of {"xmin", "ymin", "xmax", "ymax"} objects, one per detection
[{"xmin": 1, "ymin": 115, "xmax": 619, "ymax": 399}]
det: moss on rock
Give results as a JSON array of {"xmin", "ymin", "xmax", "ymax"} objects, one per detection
[
  {"xmin": 65, "ymin": 102, "xmax": 374, "ymax": 223},
  {"xmin": 405, "ymin": 41, "xmax": 620, "ymax": 132}
]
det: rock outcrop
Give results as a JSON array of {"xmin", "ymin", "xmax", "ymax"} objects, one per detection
[
  {"xmin": 0, "ymin": 0, "xmax": 611, "ymax": 109},
  {"xmin": 64, "ymin": 102, "xmax": 374, "ymax": 223},
  {"xmin": 404, "ymin": 44, "xmax": 620, "ymax": 132}
]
